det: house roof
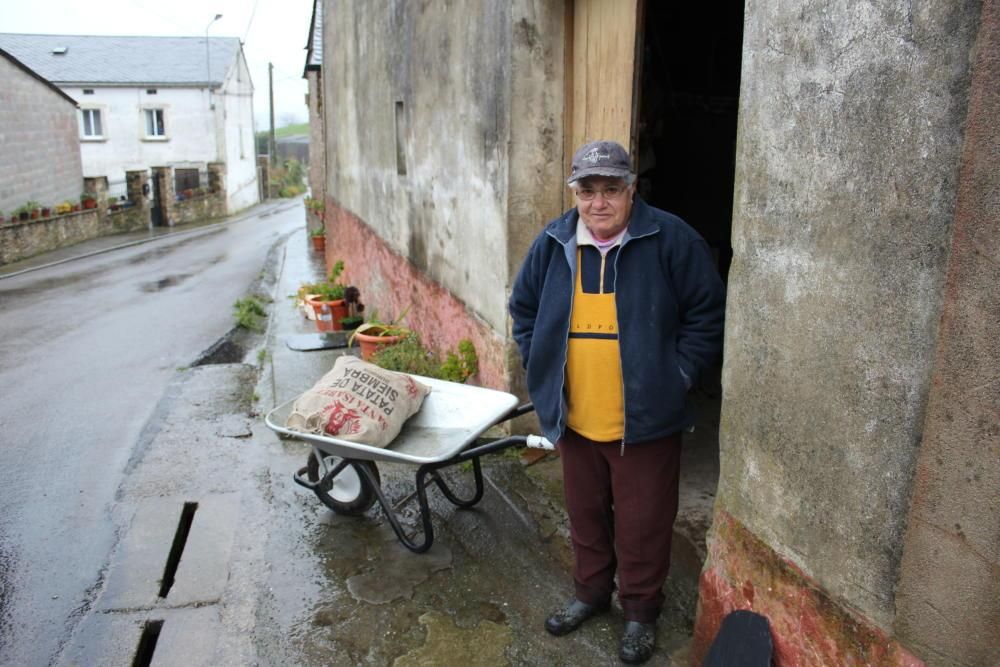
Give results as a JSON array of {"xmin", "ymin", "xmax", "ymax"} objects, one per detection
[
  {"xmin": 0, "ymin": 47, "xmax": 78, "ymax": 106},
  {"xmin": 0, "ymin": 33, "xmax": 242, "ymax": 87},
  {"xmin": 303, "ymin": 0, "xmax": 323, "ymax": 74}
]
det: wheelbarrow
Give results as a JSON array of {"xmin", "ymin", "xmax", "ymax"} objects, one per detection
[{"xmin": 264, "ymin": 375, "xmax": 551, "ymax": 553}]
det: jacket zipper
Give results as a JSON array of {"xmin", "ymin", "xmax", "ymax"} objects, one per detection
[
  {"xmin": 612, "ymin": 245, "xmax": 626, "ymax": 456},
  {"xmin": 549, "ymin": 232, "xmax": 577, "ymax": 442}
]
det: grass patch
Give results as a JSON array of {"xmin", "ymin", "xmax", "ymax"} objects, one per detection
[{"xmin": 233, "ymin": 296, "xmax": 267, "ymax": 332}]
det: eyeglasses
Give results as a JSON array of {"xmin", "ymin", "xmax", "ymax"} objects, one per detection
[{"xmin": 574, "ymin": 184, "xmax": 628, "ymax": 201}]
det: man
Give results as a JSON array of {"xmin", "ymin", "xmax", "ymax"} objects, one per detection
[{"xmin": 509, "ymin": 140, "xmax": 725, "ymax": 664}]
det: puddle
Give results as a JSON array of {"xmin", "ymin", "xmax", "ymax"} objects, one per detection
[
  {"xmin": 346, "ymin": 534, "xmax": 453, "ymax": 605},
  {"xmin": 393, "ymin": 611, "xmax": 510, "ymax": 667},
  {"xmin": 139, "ymin": 273, "xmax": 192, "ymax": 292}
]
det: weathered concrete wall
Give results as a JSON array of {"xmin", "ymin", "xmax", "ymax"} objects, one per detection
[
  {"xmin": 323, "ymin": 0, "xmax": 566, "ymax": 388},
  {"xmin": 0, "ymin": 54, "xmax": 82, "ymax": 216},
  {"xmin": 306, "ymin": 69, "xmax": 326, "ymax": 202},
  {"xmin": 894, "ymin": 1, "xmax": 1000, "ymax": 664},
  {"xmin": 325, "ymin": 0, "xmax": 511, "ymax": 332},
  {"xmin": 696, "ymin": 0, "xmax": 988, "ymax": 660}
]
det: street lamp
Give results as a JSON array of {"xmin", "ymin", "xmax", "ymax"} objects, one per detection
[{"xmin": 205, "ymin": 13, "xmax": 222, "ymax": 108}]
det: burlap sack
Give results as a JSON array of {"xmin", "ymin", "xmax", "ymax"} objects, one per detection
[{"xmin": 285, "ymin": 355, "xmax": 431, "ymax": 448}]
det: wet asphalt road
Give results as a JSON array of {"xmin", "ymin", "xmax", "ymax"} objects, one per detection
[{"xmin": 0, "ymin": 202, "xmax": 301, "ymax": 665}]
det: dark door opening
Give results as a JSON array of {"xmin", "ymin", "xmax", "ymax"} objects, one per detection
[
  {"xmin": 636, "ymin": 3, "xmax": 743, "ymax": 285},
  {"xmin": 633, "ymin": 0, "xmax": 744, "ymax": 623}
]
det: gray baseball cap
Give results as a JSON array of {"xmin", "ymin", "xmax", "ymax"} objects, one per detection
[{"xmin": 567, "ymin": 140, "xmax": 633, "ymax": 184}]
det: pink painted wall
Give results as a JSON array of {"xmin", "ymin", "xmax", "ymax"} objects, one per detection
[
  {"xmin": 325, "ymin": 197, "xmax": 509, "ymax": 391},
  {"xmin": 693, "ymin": 513, "xmax": 924, "ymax": 666}
]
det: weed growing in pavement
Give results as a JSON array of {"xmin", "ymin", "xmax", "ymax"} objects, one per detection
[
  {"xmin": 233, "ymin": 296, "xmax": 267, "ymax": 332},
  {"xmin": 256, "ymin": 348, "xmax": 269, "ymax": 364}
]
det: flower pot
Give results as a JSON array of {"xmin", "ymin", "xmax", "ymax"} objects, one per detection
[
  {"xmin": 82, "ymin": 199, "xmax": 97, "ymax": 210},
  {"xmin": 353, "ymin": 330, "xmax": 404, "ymax": 361},
  {"xmin": 19, "ymin": 211, "xmax": 29, "ymax": 221},
  {"xmin": 310, "ymin": 235, "xmax": 326, "ymax": 252},
  {"xmin": 41, "ymin": 208, "xmax": 51, "ymax": 217},
  {"xmin": 305, "ymin": 297, "xmax": 348, "ymax": 332}
]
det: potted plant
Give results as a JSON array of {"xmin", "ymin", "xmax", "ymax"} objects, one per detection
[
  {"xmin": 349, "ymin": 307, "xmax": 411, "ymax": 361},
  {"xmin": 107, "ymin": 197, "xmax": 120, "ymax": 211},
  {"xmin": 26, "ymin": 201, "xmax": 41, "ymax": 219},
  {"xmin": 81, "ymin": 192, "xmax": 98, "ymax": 209},
  {"xmin": 16, "ymin": 205, "xmax": 29, "ymax": 222},
  {"xmin": 303, "ymin": 261, "xmax": 349, "ymax": 332},
  {"xmin": 40, "ymin": 205, "xmax": 51, "ymax": 218},
  {"xmin": 309, "ymin": 226, "xmax": 326, "ymax": 252}
]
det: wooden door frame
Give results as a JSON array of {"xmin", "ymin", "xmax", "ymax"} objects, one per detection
[{"xmin": 562, "ymin": 0, "xmax": 646, "ymax": 210}]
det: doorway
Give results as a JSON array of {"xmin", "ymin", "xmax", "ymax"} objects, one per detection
[
  {"xmin": 635, "ymin": 3, "xmax": 743, "ymax": 283},
  {"xmin": 634, "ymin": 0, "xmax": 744, "ymax": 634}
]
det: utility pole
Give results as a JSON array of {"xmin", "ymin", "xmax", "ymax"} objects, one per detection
[{"xmin": 268, "ymin": 62, "xmax": 276, "ymax": 163}]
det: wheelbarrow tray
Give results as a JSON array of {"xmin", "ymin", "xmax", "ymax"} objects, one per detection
[{"xmin": 264, "ymin": 374, "xmax": 520, "ymax": 464}]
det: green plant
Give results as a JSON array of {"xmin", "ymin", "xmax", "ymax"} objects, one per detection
[
  {"xmin": 339, "ymin": 315, "xmax": 364, "ymax": 329},
  {"xmin": 349, "ymin": 306, "xmax": 412, "ymax": 344},
  {"xmin": 312, "ymin": 281, "xmax": 345, "ymax": 301},
  {"xmin": 439, "ymin": 339, "xmax": 479, "ymax": 383},
  {"xmin": 256, "ymin": 348, "xmax": 269, "ymax": 364},
  {"xmin": 233, "ymin": 296, "xmax": 267, "ymax": 332},
  {"xmin": 309, "ymin": 226, "xmax": 325, "ymax": 238},
  {"xmin": 370, "ymin": 334, "xmax": 479, "ymax": 383},
  {"xmin": 80, "ymin": 191, "xmax": 96, "ymax": 202}
]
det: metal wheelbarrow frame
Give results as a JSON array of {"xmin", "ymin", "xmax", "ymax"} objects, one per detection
[{"xmin": 264, "ymin": 375, "xmax": 539, "ymax": 553}]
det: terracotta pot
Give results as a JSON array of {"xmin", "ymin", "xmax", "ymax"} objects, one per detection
[
  {"xmin": 305, "ymin": 297, "xmax": 348, "ymax": 332},
  {"xmin": 310, "ymin": 235, "xmax": 326, "ymax": 252},
  {"xmin": 41, "ymin": 208, "xmax": 51, "ymax": 217},
  {"xmin": 82, "ymin": 199, "xmax": 97, "ymax": 210},
  {"xmin": 353, "ymin": 330, "xmax": 404, "ymax": 361}
]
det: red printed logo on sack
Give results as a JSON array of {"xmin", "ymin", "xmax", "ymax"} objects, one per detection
[
  {"xmin": 323, "ymin": 400, "xmax": 362, "ymax": 436},
  {"xmin": 404, "ymin": 377, "xmax": 420, "ymax": 399}
]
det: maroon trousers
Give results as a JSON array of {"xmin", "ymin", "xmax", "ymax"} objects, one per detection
[{"xmin": 558, "ymin": 428, "xmax": 682, "ymax": 623}]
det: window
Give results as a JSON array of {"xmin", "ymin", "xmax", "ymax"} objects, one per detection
[
  {"xmin": 175, "ymin": 168, "xmax": 200, "ymax": 192},
  {"xmin": 81, "ymin": 108, "xmax": 103, "ymax": 138},
  {"xmin": 146, "ymin": 88, "xmax": 158, "ymax": 95},
  {"xmin": 144, "ymin": 109, "xmax": 165, "ymax": 137}
]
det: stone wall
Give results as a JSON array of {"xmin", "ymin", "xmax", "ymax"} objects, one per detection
[
  {"xmin": 694, "ymin": 0, "xmax": 995, "ymax": 663},
  {"xmin": 0, "ymin": 52, "xmax": 83, "ymax": 216},
  {"xmin": 0, "ymin": 206, "xmax": 146, "ymax": 266},
  {"xmin": 170, "ymin": 191, "xmax": 227, "ymax": 226}
]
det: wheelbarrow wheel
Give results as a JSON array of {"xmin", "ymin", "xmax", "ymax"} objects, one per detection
[{"xmin": 306, "ymin": 453, "xmax": 380, "ymax": 516}]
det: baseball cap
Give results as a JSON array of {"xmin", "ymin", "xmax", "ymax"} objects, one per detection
[{"xmin": 567, "ymin": 140, "xmax": 633, "ymax": 184}]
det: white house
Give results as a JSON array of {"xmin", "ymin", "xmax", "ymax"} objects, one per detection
[{"xmin": 0, "ymin": 33, "xmax": 258, "ymax": 214}]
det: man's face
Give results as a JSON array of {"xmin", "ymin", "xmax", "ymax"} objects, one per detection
[{"xmin": 573, "ymin": 176, "xmax": 635, "ymax": 241}]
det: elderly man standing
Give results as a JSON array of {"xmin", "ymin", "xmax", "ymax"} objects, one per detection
[{"xmin": 509, "ymin": 140, "xmax": 725, "ymax": 664}]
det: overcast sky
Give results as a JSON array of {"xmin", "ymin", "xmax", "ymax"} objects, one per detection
[{"xmin": 1, "ymin": 0, "xmax": 313, "ymax": 130}]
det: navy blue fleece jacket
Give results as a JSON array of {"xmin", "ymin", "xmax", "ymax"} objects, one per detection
[{"xmin": 508, "ymin": 198, "xmax": 725, "ymax": 446}]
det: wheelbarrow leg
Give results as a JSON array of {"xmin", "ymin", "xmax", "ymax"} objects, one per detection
[
  {"xmin": 426, "ymin": 457, "xmax": 485, "ymax": 508},
  {"xmin": 356, "ymin": 462, "xmax": 436, "ymax": 554}
]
